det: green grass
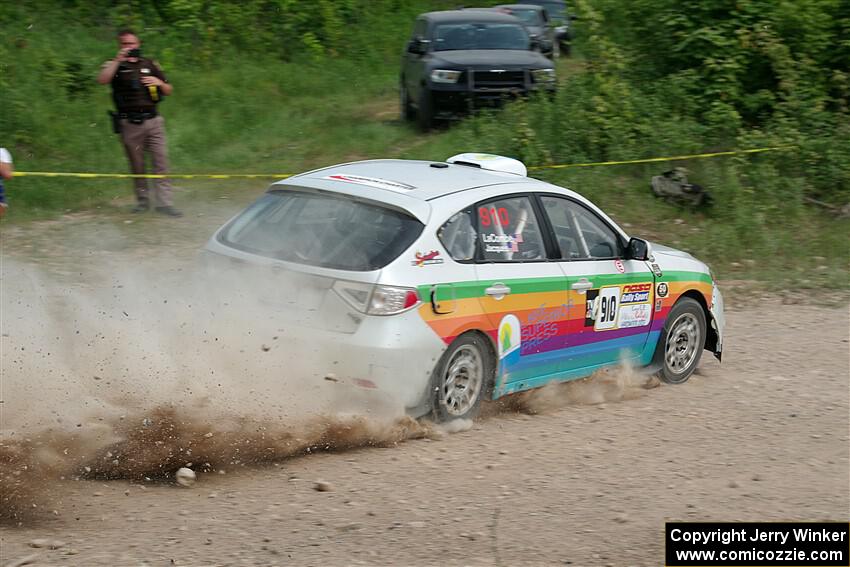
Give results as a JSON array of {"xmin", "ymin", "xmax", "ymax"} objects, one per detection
[{"xmin": 2, "ymin": 7, "xmax": 847, "ymax": 294}]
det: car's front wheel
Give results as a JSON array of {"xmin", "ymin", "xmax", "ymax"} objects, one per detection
[
  {"xmin": 431, "ymin": 334, "xmax": 494, "ymax": 422},
  {"xmin": 655, "ymin": 297, "xmax": 706, "ymax": 384}
]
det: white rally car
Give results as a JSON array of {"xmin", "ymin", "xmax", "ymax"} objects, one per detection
[{"xmin": 203, "ymin": 154, "xmax": 724, "ymax": 422}]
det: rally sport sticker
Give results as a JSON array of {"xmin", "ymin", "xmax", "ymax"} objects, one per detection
[{"xmin": 587, "ymin": 282, "xmax": 653, "ymax": 331}]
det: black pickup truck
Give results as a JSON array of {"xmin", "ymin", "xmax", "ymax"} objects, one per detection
[{"xmin": 400, "ymin": 10, "xmax": 556, "ymax": 130}]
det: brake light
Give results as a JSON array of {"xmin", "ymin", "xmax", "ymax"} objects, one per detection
[
  {"xmin": 403, "ymin": 290, "xmax": 420, "ymax": 309},
  {"xmin": 333, "ymin": 281, "xmax": 420, "ymax": 315},
  {"xmin": 367, "ymin": 285, "xmax": 420, "ymax": 315}
]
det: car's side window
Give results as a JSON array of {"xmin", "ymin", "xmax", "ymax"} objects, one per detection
[
  {"xmin": 438, "ymin": 209, "xmax": 476, "ymax": 262},
  {"xmin": 476, "ymin": 196, "xmax": 546, "ymax": 262},
  {"xmin": 539, "ymin": 196, "xmax": 623, "ymax": 260}
]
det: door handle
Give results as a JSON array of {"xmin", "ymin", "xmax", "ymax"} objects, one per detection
[
  {"xmin": 484, "ymin": 283, "xmax": 512, "ymax": 299},
  {"xmin": 571, "ymin": 278, "xmax": 593, "ymax": 291}
]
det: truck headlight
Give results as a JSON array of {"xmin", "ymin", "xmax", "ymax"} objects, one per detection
[
  {"xmin": 430, "ymin": 69, "xmax": 462, "ymax": 84},
  {"xmin": 531, "ymin": 69, "xmax": 556, "ymax": 83}
]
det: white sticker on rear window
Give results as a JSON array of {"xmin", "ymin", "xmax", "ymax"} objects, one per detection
[{"xmin": 323, "ymin": 174, "xmax": 415, "ymax": 192}]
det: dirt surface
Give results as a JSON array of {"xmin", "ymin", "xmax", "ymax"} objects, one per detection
[{"xmin": 1, "ymin": 205, "xmax": 848, "ymax": 567}]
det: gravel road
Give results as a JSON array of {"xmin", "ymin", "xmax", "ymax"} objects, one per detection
[{"xmin": 1, "ymin": 209, "xmax": 848, "ymax": 567}]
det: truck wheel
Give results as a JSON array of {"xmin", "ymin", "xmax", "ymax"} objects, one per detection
[
  {"xmin": 417, "ymin": 88, "xmax": 434, "ymax": 131},
  {"xmin": 400, "ymin": 82, "xmax": 415, "ymax": 121}
]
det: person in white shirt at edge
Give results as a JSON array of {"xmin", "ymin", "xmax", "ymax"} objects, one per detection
[{"xmin": 0, "ymin": 147, "xmax": 13, "ymax": 218}]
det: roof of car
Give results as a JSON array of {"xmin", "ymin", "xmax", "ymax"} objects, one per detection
[
  {"xmin": 271, "ymin": 158, "xmax": 611, "ymax": 227},
  {"xmin": 420, "ymin": 10, "xmax": 522, "ymax": 24},
  {"xmin": 281, "ymin": 159, "xmax": 544, "ymax": 201},
  {"xmin": 496, "ymin": 4, "xmax": 546, "ymax": 11}
]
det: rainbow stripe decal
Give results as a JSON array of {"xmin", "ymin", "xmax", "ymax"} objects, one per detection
[{"xmin": 417, "ymin": 271, "xmax": 713, "ymax": 395}]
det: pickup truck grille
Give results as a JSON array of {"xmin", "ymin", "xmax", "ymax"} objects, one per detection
[{"xmin": 471, "ymin": 70, "xmax": 526, "ymax": 89}]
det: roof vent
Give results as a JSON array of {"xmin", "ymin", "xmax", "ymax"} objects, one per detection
[{"xmin": 446, "ymin": 153, "xmax": 527, "ymax": 177}]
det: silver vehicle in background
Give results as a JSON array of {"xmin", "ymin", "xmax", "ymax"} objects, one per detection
[
  {"xmin": 494, "ymin": 4, "xmax": 558, "ymax": 59},
  {"xmin": 522, "ymin": 0, "xmax": 572, "ymax": 56}
]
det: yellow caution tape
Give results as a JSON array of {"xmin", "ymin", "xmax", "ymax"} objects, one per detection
[
  {"xmin": 13, "ymin": 171, "xmax": 293, "ymax": 179},
  {"xmin": 12, "ymin": 146, "xmax": 791, "ymax": 179},
  {"xmin": 528, "ymin": 146, "xmax": 792, "ymax": 171}
]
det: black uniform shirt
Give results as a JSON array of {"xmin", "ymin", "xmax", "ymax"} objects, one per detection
[{"xmin": 110, "ymin": 57, "xmax": 168, "ymax": 113}]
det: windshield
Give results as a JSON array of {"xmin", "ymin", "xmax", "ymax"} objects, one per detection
[
  {"xmin": 502, "ymin": 9, "xmax": 542, "ymax": 27},
  {"xmin": 433, "ymin": 22, "xmax": 530, "ymax": 51},
  {"xmin": 218, "ymin": 190, "xmax": 424, "ymax": 271}
]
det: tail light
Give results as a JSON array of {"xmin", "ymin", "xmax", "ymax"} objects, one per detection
[
  {"xmin": 367, "ymin": 285, "xmax": 420, "ymax": 315},
  {"xmin": 333, "ymin": 282, "xmax": 420, "ymax": 316}
]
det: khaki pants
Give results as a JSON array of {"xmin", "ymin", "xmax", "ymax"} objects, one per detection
[{"xmin": 119, "ymin": 115, "xmax": 173, "ymax": 207}]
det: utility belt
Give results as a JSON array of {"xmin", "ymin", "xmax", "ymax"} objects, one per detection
[
  {"xmin": 109, "ymin": 109, "xmax": 157, "ymax": 134},
  {"xmin": 118, "ymin": 109, "xmax": 158, "ymax": 124}
]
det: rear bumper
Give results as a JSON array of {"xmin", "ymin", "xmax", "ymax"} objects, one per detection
[{"xmin": 276, "ymin": 308, "xmax": 446, "ymax": 415}]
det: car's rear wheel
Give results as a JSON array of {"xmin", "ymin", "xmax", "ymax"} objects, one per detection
[
  {"xmin": 655, "ymin": 297, "xmax": 706, "ymax": 384},
  {"xmin": 431, "ymin": 334, "xmax": 494, "ymax": 422}
]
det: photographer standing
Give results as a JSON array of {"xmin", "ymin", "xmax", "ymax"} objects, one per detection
[{"xmin": 97, "ymin": 29, "xmax": 182, "ymax": 217}]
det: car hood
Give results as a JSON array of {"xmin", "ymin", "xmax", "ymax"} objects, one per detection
[
  {"xmin": 650, "ymin": 242, "xmax": 698, "ymax": 261},
  {"xmin": 431, "ymin": 50, "xmax": 552, "ymax": 68}
]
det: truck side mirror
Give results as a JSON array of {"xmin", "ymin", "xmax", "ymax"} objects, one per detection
[{"xmin": 407, "ymin": 38, "xmax": 429, "ymax": 55}]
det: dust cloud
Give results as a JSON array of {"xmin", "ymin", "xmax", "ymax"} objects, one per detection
[
  {"xmin": 0, "ymin": 253, "xmax": 426, "ymax": 524},
  {"xmin": 0, "ymin": 245, "xmax": 664, "ymax": 525},
  {"xmin": 492, "ymin": 363, "xmax": 661, "ymax": 416}
]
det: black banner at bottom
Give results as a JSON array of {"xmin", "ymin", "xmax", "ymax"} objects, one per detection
[{"xmin": 666, "ymin": 522, "xmax": 849, "ymax": 566}]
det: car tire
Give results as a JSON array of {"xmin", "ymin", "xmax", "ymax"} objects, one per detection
[
  {"xmin": 560, "ymin": 41, "xmax": 571, "ymax": 57},
  {"xmin": 430, "ymin": 334, "xmax": 494, "ymax": 423},
  {"xmin": 417, "ymin": 88, "xmax": 434, "ymax": 131},
  {"xmin": 400, "ymin": 81, "xmax": 415, "ymax": 122},
  {"xmin": 655, "ymin": 297, "xmax": 706, "ymax": 384}
]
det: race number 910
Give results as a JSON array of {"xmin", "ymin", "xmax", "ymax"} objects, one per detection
[{"xmin": 595, "ymin": 287, "xmax": 620, "ymax": 330}]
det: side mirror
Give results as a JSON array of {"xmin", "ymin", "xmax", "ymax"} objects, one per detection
[
  {"xmin": 529, "ymin": 36, "xmax": 540, "ymax": 51},
  {"xmin": 407, "ymin": 38, "xmax": 429, "ymax": 55},
  {"xmin": 627, "ymin": 237, "xmax": 653, "ymax": 261}
]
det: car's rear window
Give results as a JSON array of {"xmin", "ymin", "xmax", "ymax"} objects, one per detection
[
  {"xmin": 218, "ymin": 190, "xmax": 424, "ymax": 271},
  {"xmin": 503, "ymin": 9, "xmax": 542, "ymax": 26},
  {"xmin": 531, "ymin": 1, "xmax": 566, "ymax": 21}
]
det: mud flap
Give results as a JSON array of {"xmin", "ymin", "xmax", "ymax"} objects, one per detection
[{"xmin": 709, "ymin": 285, "xmax": 725, "ymax": 361}]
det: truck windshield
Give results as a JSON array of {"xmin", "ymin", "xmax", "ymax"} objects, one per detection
[
  {"xmin": 433, "ymin": 22, "xmax": 530, "ymax": 51},
  {"xmin": 218, "ymin": 190, "xmax": 424, "ymax": 271}
]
